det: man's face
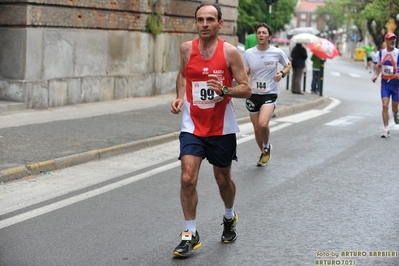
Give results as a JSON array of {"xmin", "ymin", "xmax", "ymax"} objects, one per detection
[
  {"xmin": 195, "ymin": 6, "xmax": 222, "ymax": 39},
  {"xmin": 386, "ymin": 37, "xmax": 396, "ymax": 49},
  {"xmin": 256, "ymin": 26, "xmax": 271, "ymax": 45}
]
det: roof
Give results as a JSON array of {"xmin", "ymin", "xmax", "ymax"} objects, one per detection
[{"xmin": 298, "ymin": 1, "xmax": 325, "ymax": 12}]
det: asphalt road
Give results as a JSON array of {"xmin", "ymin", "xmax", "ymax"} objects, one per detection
[{"xmin": 1, "ymin": 53, "xmax": 399, "ymax": 265}]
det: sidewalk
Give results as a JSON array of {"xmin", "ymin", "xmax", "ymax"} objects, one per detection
[{"xmin": 0, "ymin": 87, "xmax": 327, "ymax": 183}]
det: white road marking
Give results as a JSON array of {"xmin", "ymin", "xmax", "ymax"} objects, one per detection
[
  {"xmin": 0, "ymin": 161, "xmax": 180, "ymax": 230},
  {"xmin": 274, "ymin": 109, "xmax": 330, "ymax": 123},
  {"xmin": 349, "ymin": 73, "xmax": 362, "ymax": 78},
  {"xmin": 0, "ymin": 98, "xmax": 341, "ymax": 229},
  {"xmin": 324, "ymin": 115, "xmax": 363, "ymax": 126},
  {"xmin": 330, "ymin": 71, "xmax": 340, "ymax": 76},
  {"xmin": 324, "ymin": 98, "xmax": 341, "ymax": 111}
]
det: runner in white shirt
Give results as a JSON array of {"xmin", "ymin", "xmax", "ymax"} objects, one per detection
[
  {"xmin": 370, "ymin": 46, "xmax": 380, "ymax": 74},
  {"xmin": 243, "ymin": 22, "xmax": 291, "ymax": 166}
]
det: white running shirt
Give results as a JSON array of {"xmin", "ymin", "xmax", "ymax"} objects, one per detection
[{"xmin": 244, "ymin": 45, "xmax": 290, "ymax": 95}]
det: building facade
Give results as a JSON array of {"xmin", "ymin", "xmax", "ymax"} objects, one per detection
[
  {"xmin": 294, "ymin": 0, "xmax": 325, "ymax": 29},
  {"xmin": 0, "ymin": 0, "xmax": 239, "ymax": 109}
]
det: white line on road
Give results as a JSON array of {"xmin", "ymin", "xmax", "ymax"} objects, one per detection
[
  {"xmin": 0, "ymin": 98, "xmax": 340, "ymax": 229},
  {"xmin": 324, "ymin": 115, "xmax": 363, "ymax": 126},
  {"xmin": 324, "ymin": 98, "xmax": 341, "ymax": 111},
  {"xmin": 349, "ymin": 73, "xmax": 362, "ymax": 78},
  {"xmin": 274, "ymin": 109, "xmax": 330, "ymax": 123},
  {"xmin": 0, "ymin": 161, "xmax": 180, "ymax": 230}
]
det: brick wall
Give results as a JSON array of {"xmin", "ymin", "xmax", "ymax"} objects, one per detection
[
  {"xmin": 0, "ymin": 0, "xmax": 238, "ymax": 34},
  {"xmin": 0, "ymin": 0, "xmax": 239, "ymax": 108}
]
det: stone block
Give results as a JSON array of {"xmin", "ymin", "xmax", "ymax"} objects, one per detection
[
  {"xmin": 81, "ymin": 77, "xmax": 100, "ymax": 103},
  {"xmin": 100, "ymin": 77, "xmax": 115, "ymax": 101},
  {"xmin": 0, "ymin": 80, "xmax": 25, "ymax": 102},
  {"xmin": 42, "ymin": 30, "xmax": 75, "ymax": 80},
  {"xmin": 0, "ymin": 28, "xmax": 26, "ymax": 80},
  {"xmin": 25, "ymin": 29, "xmax": 44, "ymax": 80},
  {"xmin": 67, "ymin": 78, "xmax": 82, "ymax": 105},
  {"xmin": 129, "ymin": 32, "xmax": 153, "ymax": 74},
  {"xmin": 127, "ymin": 74, "xmax": 153, "ymax": 97},
  {"xmin": 74, "ymin": 30, "xmax": 107, "ymax": 77},
  {"xmin": 114, "ymin": 77, "xmax": 128, "ymax": 99},
  {"xmin": 107, "ymin": 31, "xmax": 131, "ymax": 75},
  {"xmin": 25, "ymin": 81, "xmax": 49, "ymax": 109},
  {"xmin": 49, "ymin": 79, "xmax": 68, "ymax": 107},
  {"xmin": 154, "ymin": 72, "xmax": 176, "ymax": 95}
]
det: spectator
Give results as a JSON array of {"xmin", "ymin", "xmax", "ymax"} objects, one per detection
[{"xmin": 290, "ymin": 43, "xmax": 308, "ymax": 94}]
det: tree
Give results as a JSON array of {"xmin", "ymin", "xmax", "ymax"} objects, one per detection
[
  {"xmin": 314, "ymin": 0, "xmax": 399, "ymax": 49},
  {"xmin": 362, "ymin": 0, "xmax": 399, "ymax": 48},
  {"xmin": 237, "ymin": 0, "xmax": 296, "ymax": 42}
]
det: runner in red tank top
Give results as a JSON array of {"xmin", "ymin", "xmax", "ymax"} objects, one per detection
[{"xmin": 170, "ymin": 2, "xmax": 251, "ymax": 258}]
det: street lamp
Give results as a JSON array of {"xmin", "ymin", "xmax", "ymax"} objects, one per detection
[{"xmin": 264, "ymin": 0, "xmax": 278, "ymax": 25}]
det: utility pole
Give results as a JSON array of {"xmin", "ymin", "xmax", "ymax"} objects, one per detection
[{"xmin": 264, "ymin": 0, "xmax": 278, "ymax": 25}]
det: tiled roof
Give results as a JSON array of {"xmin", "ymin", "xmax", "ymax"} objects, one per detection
[{"xmin": 298, "ymin": 1, "xmax": 325, "ymax": 12}]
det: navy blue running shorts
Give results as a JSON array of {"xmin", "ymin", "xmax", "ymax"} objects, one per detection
[
  {"xmin": 246, "ymin": 93, "xmax": 277, "ymax": 113},
  {"xmin": 178, "ymin": 132, "xmax": 238, "ymax": 168}
]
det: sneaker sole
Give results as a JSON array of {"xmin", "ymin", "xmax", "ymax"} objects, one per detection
[{"xmin": 173, "ymin": 242, "xmax": 202, "ymax": 257}]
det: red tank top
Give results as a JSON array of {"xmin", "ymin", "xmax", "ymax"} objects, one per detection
[{"xmin": 181, "ymin": 38, "xmax": 238, "ymax": 137}]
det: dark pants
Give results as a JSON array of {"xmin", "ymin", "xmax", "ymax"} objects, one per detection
[
  {"xmin": 311, "ymin": 69, "xmax": 320, "ymax": 93},
  {"xmin": 291, "ymin": 67, "xmax": 304, "ymax": 93}
]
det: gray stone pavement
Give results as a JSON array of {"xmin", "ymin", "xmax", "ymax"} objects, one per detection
[{"xmin": 0, "ymin": 84, "xmax": 327, "ymax": 183}]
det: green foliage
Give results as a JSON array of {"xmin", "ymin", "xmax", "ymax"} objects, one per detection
[
  {"xmin": 146, "ymin": 13, "xmax": 162, "ymax": 35},
  {"xmin": 314, "ymin": 0, "xmax": 399, "ymax": 49},
  {"xmin": 237, "ymin": 0, "xmax": 296, "ymax": 35}
]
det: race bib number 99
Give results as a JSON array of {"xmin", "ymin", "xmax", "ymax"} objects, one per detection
[{"xmin": 192, "ymin": 81, "xmax": 223, "ymax": 109}]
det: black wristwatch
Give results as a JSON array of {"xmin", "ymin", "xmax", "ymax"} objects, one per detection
[
  {"xmin": 221, "ymin": 86, "xmax": 229, "ymax": 96},
  {"xmin": 280, "ymin": 71, "xmax": 286, "ymax": 78}
]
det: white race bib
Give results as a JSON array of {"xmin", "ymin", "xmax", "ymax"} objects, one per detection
[
  {"xmin": 192, "ymin": 81, "xmax": 223, "ymax": 109},
  {"xmin": 251, "ymin": 78, "xmax": 271, "ymax": 93},
  {"xmin": 382, "ymin": 65, "xmax": 394, "ymax": 76}
]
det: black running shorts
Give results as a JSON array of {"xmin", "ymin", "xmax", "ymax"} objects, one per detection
[{"xmin": 245, "ymin": 94, "xmax": 278, "ymax": 113}]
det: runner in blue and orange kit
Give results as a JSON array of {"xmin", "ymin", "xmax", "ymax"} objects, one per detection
[{"xmin": 372, "ymin": 32, "xmax": 399, "ymax": 138}]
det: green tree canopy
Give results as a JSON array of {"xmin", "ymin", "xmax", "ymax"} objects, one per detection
[
  {"xmin": 237, "ymin": 0, "xmax": 296, "ymax": 41},
  {"xmin": 314, "ymin": 0, "xmax": 399, "ymax": 49}
]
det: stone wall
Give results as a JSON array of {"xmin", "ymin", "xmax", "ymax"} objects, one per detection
[{"xmin": 0, "ymin": 0, "xmax": 239, "ymax": 108}]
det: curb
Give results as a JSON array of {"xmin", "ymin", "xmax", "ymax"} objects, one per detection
[{"xmin": 0, "ymin": 97, "xmax": 327, "ymax": 183}]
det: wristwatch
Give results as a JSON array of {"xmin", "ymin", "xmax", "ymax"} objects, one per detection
[
  {"xmin": 221, "ymin": 86, "xmax": 229, "ymax": 96},
  {"xmin": 279, "ymin": 71, "xmax": 286, "ymax": 78}
]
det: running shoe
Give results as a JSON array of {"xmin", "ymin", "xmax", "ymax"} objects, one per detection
[
  {"xmin": 221, "ymin": 212, "xmax": 238, "ymax": 243},
  {"xmin": 173, "ymin": 230, "xmax": 202, "ymax": 258},
  {"xmin": 256, "ymin": 144, "xmax": 272, "ymax": 167},
  {"xmin": 393, "ymin": 112, "xmax": 399, "ymax": 125},
  {"xmin": 381, "ymin": 130, "xmax": 390, "ymax": 138}
]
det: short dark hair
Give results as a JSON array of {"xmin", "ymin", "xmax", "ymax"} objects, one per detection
[
  {"xmin": 254, "ymin": 22, "xmax": 273, "ymax": 36},
  {"xmin": 195, "ymin": 2, "xmax": 222, "ymax": 21}
]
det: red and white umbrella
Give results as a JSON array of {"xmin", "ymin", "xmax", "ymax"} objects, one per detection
[{"xmin": 308, "ymin": 38, "xmax": 339, "ymax": 59}]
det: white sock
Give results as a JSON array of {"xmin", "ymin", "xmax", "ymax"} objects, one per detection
[
  {"xmin": 263, "ymin": 143, "xmax": 270, "ymax": 150},
  {"xmin": 185, "ymin": 220, "xmax": 196, "ymax": 236},
  {"xmin": 224, "ymin": 207, "xmax": 234, "ymax": 220}
]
